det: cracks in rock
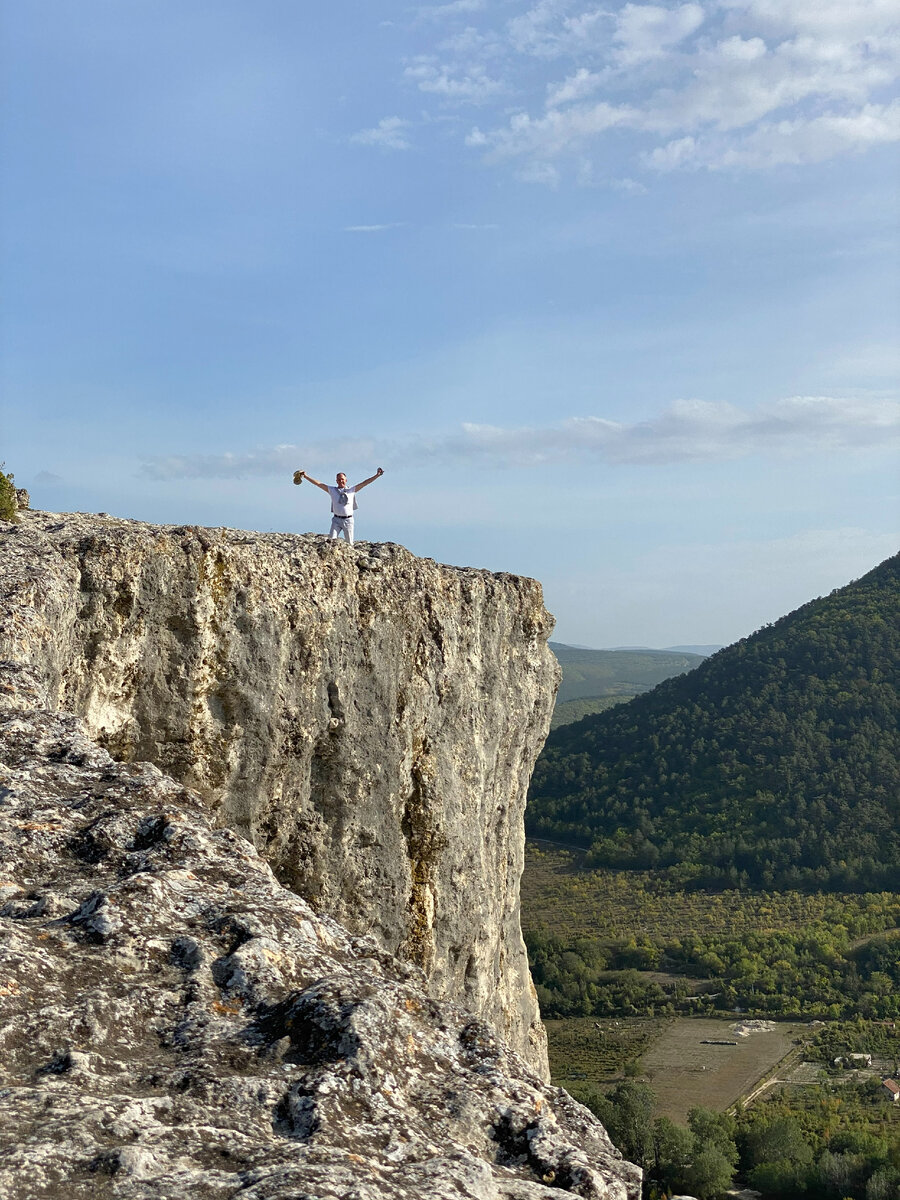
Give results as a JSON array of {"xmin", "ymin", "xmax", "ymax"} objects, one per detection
[{"xmin": 399, "ymin": 744, "xmax": 446, "ymax": 973}]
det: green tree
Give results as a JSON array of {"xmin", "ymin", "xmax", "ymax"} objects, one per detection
[
  {"xmin": 866, "ymin": 1167, "xmax": 900, "ymax": 1200},
  {"xmin": 652, "ymin": 1115, "xmax": 693, "ymax": 1194},
  {"xmin": 743, "ymin": 1115, "xmax": 814, "ymax": 1172},
  {"xmin": 602, "ymin": 1081, "xmax": 656, "ymax": 1169},
  {"xmin": 685, "ymin": 1144, "xmax": 738, "ymax": 1199},
  {"xmin": 816, "ymin": 1149, "xmax": 862, "ymax": 1199},
  {"xmin": 685, "ymin": 1107, "xmax": 738, "ymax": 1198},
  {"xmin": 749, "ymin": 1157, "xmax": 810, "ymax": 1198}
]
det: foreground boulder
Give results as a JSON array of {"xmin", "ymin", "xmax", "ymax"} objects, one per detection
[{"xmin": 0, "ymin": 663, "xmax": 640, "ymax": 1199}]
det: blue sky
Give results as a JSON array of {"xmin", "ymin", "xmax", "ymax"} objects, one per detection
[{"xmin": 2, "ymin": 0, "xmax": 898, "ymax": 647}]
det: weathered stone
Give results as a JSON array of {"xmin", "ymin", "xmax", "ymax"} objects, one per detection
[
  {"xmin": 0, "ymin": 511, "xmax": 559, "ymax": 1073},
  {"xmin": 0, "ymin": 667, "xmax": 641, "ymax": 1199}
]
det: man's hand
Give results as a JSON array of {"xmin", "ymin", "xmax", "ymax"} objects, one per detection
[{"xmin": 355, "ymin": 467, "xmax": 385, "ymax": 491}]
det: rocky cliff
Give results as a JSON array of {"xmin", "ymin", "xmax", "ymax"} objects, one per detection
[
  {"xmin": 0, "ymin": 508, "xmax": 642, "ymax": 1199},
  {"xmin": 0, "ymin": 510, "xmax": 558, "ymax": 1074}
]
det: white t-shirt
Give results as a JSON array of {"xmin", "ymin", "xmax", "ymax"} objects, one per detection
[{"xmin": 327, "ymin": 485, "xmax": 358, "ymax": 517}]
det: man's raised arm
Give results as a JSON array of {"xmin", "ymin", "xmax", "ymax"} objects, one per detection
[
  {"xmin": 353, "ymin": 467, "xmax": 385, "ymax": 491},
  {"xmin": 298, "ymin": 472, "xmax": 331, "ymax": 494}
]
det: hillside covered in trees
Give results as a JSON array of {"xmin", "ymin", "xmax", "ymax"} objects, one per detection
[{"xmin": 528, "ymin": 553, "xmax": 900, "ymax": 892}]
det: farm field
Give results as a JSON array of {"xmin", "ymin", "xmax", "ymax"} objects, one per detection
[
  {"xmin": 545, "ymin": 1016, "xmax": 663, "ymax": 1086},
  {"xmin": 639, "ymin": 1018, "xmax": 807, "ymax": 1123},
  {"xmin": 545, "ymin": 1016, "xmax": 810, "ymax": 1122}
]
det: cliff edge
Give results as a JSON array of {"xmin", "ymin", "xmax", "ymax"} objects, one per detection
[{"xmin": 0, "ymin": 510, "xmax": 559, "ymax": 1074}]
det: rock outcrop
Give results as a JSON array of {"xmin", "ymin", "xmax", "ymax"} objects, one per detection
[
  {"xmin": 0, "ymin": 511, "xmax": 558, "ymax": 1074},
  {"xmin": 0, "ymin": 660, "xmax": 641, "ymax": 1198}
]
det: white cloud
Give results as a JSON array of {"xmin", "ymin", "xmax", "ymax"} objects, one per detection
[
  {"xmin": 610, "ymin": 175, "xmax": 648, "ymax": 193},
  {"xmin": 350, "ymin": 116, "xmax": 413, "ymax": 150},
  {"xmin": 647, "ymin": 100, "xmax": 900, "ymax": 169},
  {"xmin": 419, "ymin": 0, "xmax": 485, "ymax": 20},
  {"xmin": 469, "ymin": 101, "xmax": 636, "ymax": 160},
  {"xmin": 507, "ymin": 1, "xmax": 610, "ymax": 59},
  {"xmin": 404, "ymin": 57, "xmax": 505, "ymax": 103},
  {"xmin": 516, "ymin": 159, "xmax": 561, "ymax": 185},
  {"xmin": 140, "ymin": 395, "xmax": 899, "ymax": 479},
  {"xmin": 547, "ymin": 67, "xmax": 605, "ymax": 108},
  {"xmin": 720, "ymin": 0, "xmax": 900, "ymax": 42},
  {"xmin": 612, "ymin": 3, "xmax": 705, "ymax": 66}
]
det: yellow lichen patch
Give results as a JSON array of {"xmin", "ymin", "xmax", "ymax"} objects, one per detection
[
  {"xmin": 210, "ymin": 998, "xmax": 242, "ymax": 1016},
  {"xmin": 0, "ymin": 981, "xmax": 21, "ymax": 996}
]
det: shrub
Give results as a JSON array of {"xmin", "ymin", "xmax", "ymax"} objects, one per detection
[{"xmin": 0, "ymin": 465, "xmax": 17, "ymax": 522}]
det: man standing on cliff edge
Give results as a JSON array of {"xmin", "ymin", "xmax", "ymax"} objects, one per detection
[{"xmin": 295, "ymin": 468, "xmax": 384, "ymax": 544}]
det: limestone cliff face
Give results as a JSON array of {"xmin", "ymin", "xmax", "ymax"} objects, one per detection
[
  {"xmin": 0, "ymin": 510, "xmax": 559, "ymax": 1074},
  {"xmin": 0, "ymin": 662, "xmax": 640, "ymax": 1199}
]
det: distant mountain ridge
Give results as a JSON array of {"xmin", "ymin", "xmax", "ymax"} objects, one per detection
[
  {"xmin": 601, "ymin": 644, "xmax": 723, "ymax": 655},
  {"xmin": 531, "ymin": 554, "xmax": 900, "ymax": 891},
  {"xmin": 548, "ymin": 642, "xmax": 708, "ymax": 731},
  {"xmin": 549, "ymin": 642, "xmax": 707, "ymax": 703},
  {"xmin": 664, "ymin": 644, "xmax": 723, "ymax": 656}
]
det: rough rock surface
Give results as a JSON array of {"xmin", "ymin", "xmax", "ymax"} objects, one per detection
[
  {"xmin": 0, "ymin": 661, "xmax": 641, "ymax": 1199},
  {"xmin": 0, "ymin": 511, "xmax": 559, "ymax": 1073}
]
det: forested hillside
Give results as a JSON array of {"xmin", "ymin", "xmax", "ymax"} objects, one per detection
[{"xmin": 528, "ymin": 554, "xmax": 900, "ymax": 891}]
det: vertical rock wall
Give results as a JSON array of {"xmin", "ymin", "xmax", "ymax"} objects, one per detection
[{"xmin": 0, "ymin": 511, "xmax": 559, "ymax": 1074}]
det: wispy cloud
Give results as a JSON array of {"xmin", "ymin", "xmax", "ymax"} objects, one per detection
[
  {"xmin": 140, "ymin": 395, "xmax": 899, "ymax": 479},
  {"xmin": 612, "ymin": 3, "xmax": 705, "ymax": 67},
  {"xmin": 646, "ymin": 100, "xmax": 900, "ymax": 170},
  {"xmin": 350, "ymin": 116, "xmax": 413, "ymax": 150},
  {"xmin": 418, "ymin": 0, "xmax": 485, "ymax": 20},
  {"xmin": 404, "ymin": 56, "xmax": 505, "ymax": 103},
  {"xmin": 343, "ymin": 222, "xmax": 406, "ymax": 232}
]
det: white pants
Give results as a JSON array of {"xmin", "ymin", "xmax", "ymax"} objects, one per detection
[{"xmin": 329, "ymin": 514, "xmax": 354, "ymax": 544}]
